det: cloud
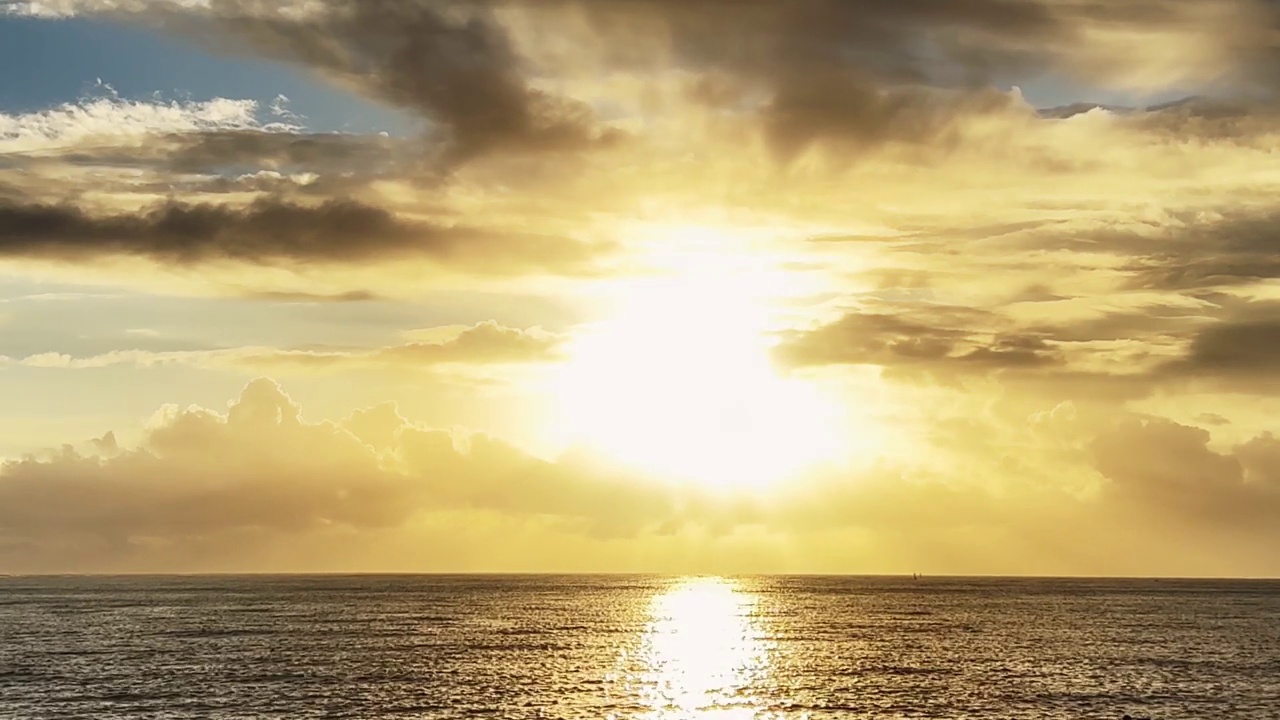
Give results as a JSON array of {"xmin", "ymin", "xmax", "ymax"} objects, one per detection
[
  {"xmin": 6, "ymin": 0, "xmax": 1280, "ymax": 578},
  {"xmin": 0, "ymin": 379, "xmax": 687, "ymax": 571},
  {"xmin": 774, "ymin": 310, "xmax": 1060, "ymax": 373},
  {"xmin": 246, "ymin": 289, "xmax": 382, "ymax": 303},
  {"xmin": 554, "ymin": 0, "xmax": 1278, "ymax": 138},
  {"xmin": 21, "ymin": 0, "xmax": 1269, "ymax": 166},
  {"xmin": 1155, "ymin": 312, "xmax": 1280, "ymax": 392},
  {"xmin": 0, "ymin": 87, "xmax": 619, "ymax": 296},
  {"xmin": 1126, "ymin": 97, "xmax": 1280, "ymax": 143},
  {"xmin": 232, "ymin": 321, "xmax": 567, "ymax": 371},
  {"xmin": 20, "ymin": 127, "xmax": 405, "ymax": 177},
  {"xmin": 1120, "ymin": 208, "xmax": 1280, "ymax": 292},
  {"xmin": 378, "ymin": 321, "xmax": 563, "ymax": 364},
  {"xmin": 14, "ymin": 322, "xmax": 566, "ymax": 372},
  {"xmin": 162, "ymin": 129, "xmax": 401, "ymax": 174},
  {"xmin": 1092, "ymin": 416, "xmax": 1280, "ymax": 528},
  {"xmin": 569, "ymin": 0, "xmax": 1058, "ymax": 83},
  {"xmin": 760, "ymin": 75, "xmax": 1028, "ymax": 162},
  {"xmin": 0, "ymin": 93, "xmax": 272, "ymax": 155},
  {"xmin": 0, "ymin": 197, "xmax": 607, "ymax": 273},
  {"xmin": 1, "ymin": 4, "xmax": 621, "ymax": 168},
  {"xmin": 0, "ymin": 93, "xmax": 410, "ymax": 205},
  {"xmin": 3, "ymin": 2, "xmax": 1278, "ymax": 278},
  {"xmin": 1, "ymin": 0, "xmax": 218, "ymax": 18},
  {"xmin": 0, "ymin": 379, "xmax": 421, "ymax": 541},
  {"xmin": 13, "ymin": 1, "xmax": 1280, "ymax": 115},
  {"xmin": 188, "ymin": 0, "xmax": 623, "ymax": 165},
  {"xmin": 1, "ymin": 379, "xmax": 1279, "ymax": 574}
]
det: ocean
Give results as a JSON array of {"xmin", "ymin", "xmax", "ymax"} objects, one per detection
[{"xmin": 1, "ymin": 575, "xmax": 1277, "ymax": 719}]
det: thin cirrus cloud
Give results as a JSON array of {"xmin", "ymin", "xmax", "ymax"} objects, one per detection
[
  {"xmin": 773, "ymin": 311, "xmax": 1062, "ymax": 374},
  {"xmin": 12, "ymin": 321, "xmax": 566, "ymax": 372}
]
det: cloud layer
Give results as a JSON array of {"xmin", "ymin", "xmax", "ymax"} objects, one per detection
[
  {"xmin": 2, "ymin": 380, "xmax": 1278, "ymax": 575},
  {"xmin": 0, "ymin": 197, "xmax": 606, "ymax": 273},
  {"xmin": 3, "ymin": 0, "xmax": 1280, "ymax": 574}
]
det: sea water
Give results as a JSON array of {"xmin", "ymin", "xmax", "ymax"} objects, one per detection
[{"xmin": 1, "ymin": 575, "xmax": 1277, "ymax": 719}]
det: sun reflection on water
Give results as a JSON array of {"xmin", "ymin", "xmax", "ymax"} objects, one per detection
[{"xmin": 615, "ymin": 578, "xmax": 774, "ymax": 719}]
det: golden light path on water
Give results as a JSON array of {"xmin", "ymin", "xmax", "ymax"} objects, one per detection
[{"xmin": 612, "ymin": 578, "xmax": 776, "ymax": 720}]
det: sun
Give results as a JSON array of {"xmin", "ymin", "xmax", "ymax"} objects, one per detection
[{"xmin": 552, "ymin": 223, "xmax": 847, "ymax": 489}]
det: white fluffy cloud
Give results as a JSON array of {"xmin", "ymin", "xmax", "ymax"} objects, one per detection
[
  {"xmin": 1, "ymin": 0, "xmax": 212, "ymax": 18},
  {"xmin": 0, "ymin": 93, "xmax": 280, "ymax": 155}
]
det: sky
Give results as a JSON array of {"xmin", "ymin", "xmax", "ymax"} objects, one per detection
[{"xmin": 2, "ymin": 0, "xmax": 1280, "ymax": 576}]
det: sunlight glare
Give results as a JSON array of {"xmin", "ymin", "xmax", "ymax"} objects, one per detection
[
  {"xmin": 554, "ymin": 223, "xmax": 847, "ymax": 489},
  {"xmin": 624, "ymin": 578, "xmax": 773, "ymax": 719}
]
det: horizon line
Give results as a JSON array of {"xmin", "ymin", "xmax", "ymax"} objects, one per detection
[{"xmin": 3, "ymin": 572, "xmax": 1278, "ymax": 582}]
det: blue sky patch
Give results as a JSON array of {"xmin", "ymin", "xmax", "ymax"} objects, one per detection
[{"xmin": 0, "ymin": 15, "xmax": 416, "ymax": 134}]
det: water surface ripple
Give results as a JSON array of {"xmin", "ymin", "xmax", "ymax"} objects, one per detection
[{"xmin": 1, "ymin": 575, "xmax": 1277, "ymax": 719}]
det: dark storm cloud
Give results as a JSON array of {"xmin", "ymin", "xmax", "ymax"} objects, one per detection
[
  {"xmin": 0, "ymin": 197, "xmax": 606, "ymax": 272},
  {"xmin": 1167, "ymin": 318, "xmax": 1280, "ymax": 377},
  {"xmin": 181, "ymin": 0, "xmax": 620, "ymax": 164},
  {"xmin": 58, "ymin": 0, "xmax": 1280, "ymax": 168},
  {"xmin": 557, "ymin": 0, "xmax": 1280, "ymax": 156},
  {"xmin": 164, "ymin": 130, "xmax": 403, "ymax": 174},
  {"xmin": 98, "ymin": 0, "xmax": 1058, "ymax": 165},
  {"xmin": 760, "ymin": 75, "xmax": 1025, "ymax": 159},
  {"xmin": 572, "ymin": 0, "xmax": 1059, "ymax": 78},
  {"xmin": 774, "ymin": 310, "xmax": 1060, "ymax": 371},
  {"xmin": 567, "ymin": 0, "xmax": 1054, "ymax": 158},
  {"xmin": 1125, "ymin": 296, "xmax": 1280, "ymax": 390},
  {"xmin": 1030, "ymin": 304, "xmax": 1214, "ymax": 345},
  {"xmin": 1121, "ymin": 208, "xmax": 1280, "ymax": 292},
  {"xmin": 6, "ymin": 130, "xmax": 398, "ymax": 174}
]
